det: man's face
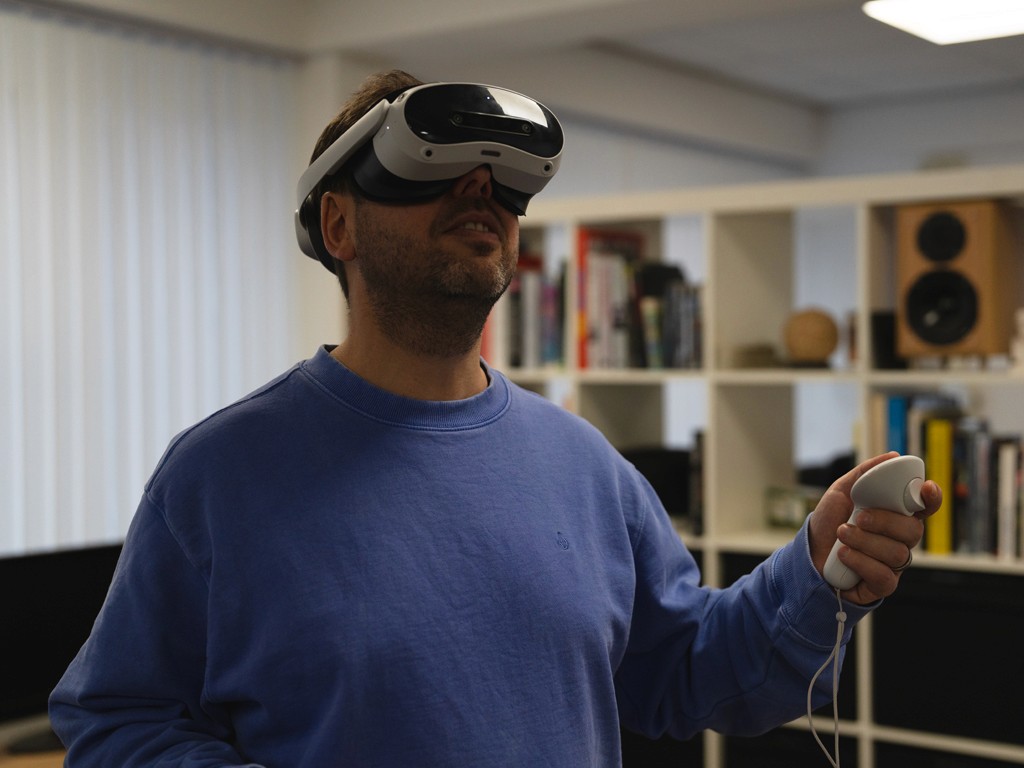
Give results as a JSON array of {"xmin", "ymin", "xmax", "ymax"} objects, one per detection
[
  {"xmin": 353, "ymin": 192, "xmax": 519, "ymax": 304},
  {"xmin": 345, "ymin": 166, "xmax": 520, "ymax": 355}
]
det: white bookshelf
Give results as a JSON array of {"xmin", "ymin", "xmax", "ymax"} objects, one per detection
[{"xmin": 504, "ymin": 164, "xmax": 1024, "ymax": 767}]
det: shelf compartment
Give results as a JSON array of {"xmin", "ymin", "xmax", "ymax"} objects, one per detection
[
  {"xmin": 708, "ymin": 383, "xmax": 794, "ymax": 538},
  {"xmin": 576, "ymin": 382, "xmax": 666, "ymax": 450},
  {"xmin": 708, "ymin": 210, "xmax": 793, "ymax": 370}
]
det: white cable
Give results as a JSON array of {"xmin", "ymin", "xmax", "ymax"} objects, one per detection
[{"xmin": 807, "ymin": 587, "xmax": 846, "ymax": 768}]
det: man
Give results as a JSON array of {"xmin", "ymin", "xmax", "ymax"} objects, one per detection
[{"xmin": 50, "ymin": 70, "xmax": 939, "ymax": 767}]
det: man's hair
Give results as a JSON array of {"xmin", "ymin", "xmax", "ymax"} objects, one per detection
[{"xmin": 308, "ymin": 69, "xmax": 425, "ymax": 298}]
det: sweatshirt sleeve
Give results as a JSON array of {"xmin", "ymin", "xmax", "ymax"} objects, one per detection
[
  {"xmin": 48, "ymin": 495, "xmax": 264, "ymax": 768},
  {"xmin": 614, "ymin": 484, "xmax": 873, "ymax": 741}
]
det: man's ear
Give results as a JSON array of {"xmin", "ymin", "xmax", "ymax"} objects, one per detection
[{"xmin": 320, "ymin": 191, "xmax": 356, "ymax": 263}]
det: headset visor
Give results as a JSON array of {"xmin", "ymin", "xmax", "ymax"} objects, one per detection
[
  {"xmin": 351, "ymin": 83, "xmax": 563, "ymax": 214},
  {"xmin": 295, "ymin": 81, "xmax": 563, "ymax": 271}
]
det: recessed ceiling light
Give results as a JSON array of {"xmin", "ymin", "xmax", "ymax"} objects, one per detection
[{"xmin": 862, "ymin": 0, "xmax": 1024, "ymax": 44}]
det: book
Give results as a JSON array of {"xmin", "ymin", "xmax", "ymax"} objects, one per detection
[
  {"xmin": 638, "ymin": 296, "xmax": 663, "ymax": 369},
  {"xmin": 864, "ymin": 393, "xmax": 913, "ymax": 460},
  {"xmin": 633, "ymin": 262, "xmax": 686, "ymax": 368},
  {"xmin": 924, "ymin": 417, "xmax": 956, "ymax": 555},
  {"xmin": 664, "ymin": 282, "xmax": 702, "ymax": 369},
  {"xmin": 952, "ymin": 417, "xmax": 991, "ymax": 554},
  {"xmin": 886, "ymin": 395, "xmax": 909, "ymax": 455},
  {"xmin": 995, "ymin": 436, "xmax": 1022, "ymax": 561},
  {"xmin": 584, "ymin": 250, "xmax": 632, "ymax": 367},
  {"xmin": 539, "ymin": 268, "xmax": 564, "ymax": 366},
  {"xmin": 507, "ymin": 252, "xmax": 543, "ymax": 368},
  {"xmin": 575, "ymin": 228, "xmax": 645, "ymax": 369}
]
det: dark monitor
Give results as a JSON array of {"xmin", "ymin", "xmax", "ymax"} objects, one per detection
[{"xmin": 1, "ymin": 542, "xmax": 122, "ymax": 728}]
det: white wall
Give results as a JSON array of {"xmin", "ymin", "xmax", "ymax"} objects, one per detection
[
  {"xmin": 817, "ymin": 85, "xmax": 1024, "ymax": 176},
  {"xmin": 540, "ymin": 116, "xmax": 803, "ymax": 200}
]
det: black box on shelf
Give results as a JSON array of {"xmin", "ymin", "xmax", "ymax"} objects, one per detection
[
  {"xmin": 620, "ymin": 447, "xmax": 694, "ymax": 526},
  {"xmin": 872, "ymin": 566, "xmax": 1024, "ymax": 747}
]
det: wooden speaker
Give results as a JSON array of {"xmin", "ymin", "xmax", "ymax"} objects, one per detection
[{"xmin": 896, "ymin": 199, "xmax": 1017, "ymax": 358}]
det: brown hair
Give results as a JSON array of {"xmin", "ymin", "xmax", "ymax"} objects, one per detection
[{"xmin": 308, "ymin": 70, "xmax": 425, "ymax": 297}]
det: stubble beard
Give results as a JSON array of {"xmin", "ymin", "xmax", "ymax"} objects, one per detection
[{"xmin": 353, "ymin": 200, "xmax": 517, "ymax": 358}]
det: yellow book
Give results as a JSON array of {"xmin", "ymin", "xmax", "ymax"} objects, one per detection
[{"xmin": 924, "ymin": 418, "xmax": 955, "ymax": 555}]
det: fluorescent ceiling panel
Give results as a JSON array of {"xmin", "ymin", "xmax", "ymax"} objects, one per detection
[{"xmin": 863, "ymin": 0, "xmax": 1024, "ymax": 44}]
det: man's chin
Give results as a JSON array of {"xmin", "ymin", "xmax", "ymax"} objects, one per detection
[{"xmin": 439, "ymin": 274, "xmax": 513, "ymax": 305}]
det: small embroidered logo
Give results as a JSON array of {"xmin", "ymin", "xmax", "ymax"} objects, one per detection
[{"xmin": 556, "ymin": 531, "xmax": 570, "ymax": 550}]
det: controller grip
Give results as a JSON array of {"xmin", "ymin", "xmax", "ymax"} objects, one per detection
[
  {"xmin": 823, "ymin": 512, "xmax": 864, "ymax": 590},
  {"xmin": 822, "ymin": 455, "xmax": 925, "ymax": 590}
]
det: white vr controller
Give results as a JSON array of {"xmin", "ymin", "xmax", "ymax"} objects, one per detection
[{"xmin": 823, "ymin": 455, "xmax": 925, "ymax": 590}]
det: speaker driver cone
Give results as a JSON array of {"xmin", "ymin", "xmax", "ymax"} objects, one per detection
[
  {"xmin": 916, "ymin": 211, "xmax": 966, "ymax": 263},
  {"xmin": 904, "ymin": 270, "xmax": 978, "ymax": 346}
]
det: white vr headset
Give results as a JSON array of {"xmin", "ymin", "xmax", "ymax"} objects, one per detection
[{"xmin": 295, "ymin": 81, "xmax": 564, "ymax": 273}]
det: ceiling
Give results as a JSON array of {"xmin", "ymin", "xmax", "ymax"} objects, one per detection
[
  {"xmin": 328, "ymin": 0, "xmax": 1024, "ymax": 108},
  {"xmin": 29, "ymin": 0, "xmax": 1024, "ymax": 165},
  {"xmin": 45, "ymin": 0, "xmax": 1024, "ymax": 106},
  {"xmin": 615, "ymin": 2, "xmax": 1024, "ymax": 107}
]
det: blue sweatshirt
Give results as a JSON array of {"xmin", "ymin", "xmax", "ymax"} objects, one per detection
[{"xmin": 50, "ymin": 346, "xmax": 868, "ymax": 767}]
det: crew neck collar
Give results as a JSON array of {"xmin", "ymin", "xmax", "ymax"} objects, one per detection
[{"xmin": 301, "ymin": 345, "xmax": 511, "ymax": 431}]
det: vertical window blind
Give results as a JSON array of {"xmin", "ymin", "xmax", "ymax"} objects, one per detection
[{"xmin": 1, "ymin": 4, "xmax": 300, "ymax": 555}]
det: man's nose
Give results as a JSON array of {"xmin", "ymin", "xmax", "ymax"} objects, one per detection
[{"xmin": 451, "ymin": 165, "xmax": 494, "ymax": 200}]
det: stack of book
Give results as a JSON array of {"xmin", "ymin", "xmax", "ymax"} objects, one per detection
[
  {"xmin": 576, "ymin": 227, "xmax": 703, "ymax": 370},
  {"xmin": 870, "ymin": 391, "xmax": 1022, "ymax": 559}
]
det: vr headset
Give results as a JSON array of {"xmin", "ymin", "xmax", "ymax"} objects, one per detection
[{"xmin": 294, "ymin": 82, "xmax": 564, "ymax": 273}]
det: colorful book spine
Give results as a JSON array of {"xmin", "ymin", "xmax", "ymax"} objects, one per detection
[
  {"xmin": 886, "ymin": 395, "xmax": 908, "ymax": 455},
  {"xmin": 575, "ymin": 228, "xmax": 646, "ymax": 369},
  {"xmin": 924, "ymin": 417, "xmax": 955, "ymax": 555}
]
